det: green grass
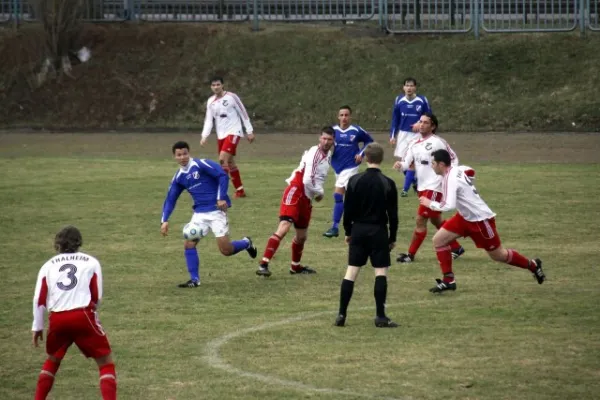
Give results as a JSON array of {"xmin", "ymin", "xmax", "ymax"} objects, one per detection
[
  {"xmin": 0, "ymin": 133, "xmax": 599, "ymax": 400},
  {"xmin": 1, "ymin": 23, "xmax": 600, "ymax": 131}
]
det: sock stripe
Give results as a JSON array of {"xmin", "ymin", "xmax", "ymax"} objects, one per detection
[
  {"xmin": 506, "ymin": 249, "xmax": 514, "ymax": 264},
  {"xmin": 40, "ymin": 370, "xmax": 55, "ymax": 378},
  {"xmin": 100, "ymin": 374, "xmax": 116, "ymax": 381},
  {"xmin": 435, "ymin": 245, "xmax": 452, "ymax": 252}
]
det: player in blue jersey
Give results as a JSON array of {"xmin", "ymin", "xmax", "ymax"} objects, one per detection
[
  {"xmin": 389, "ymin": 78, "xmax": 431, "ymax": 197},
  {"xmin": 160, "ymin": 141, "xmax": 257, "ymax": 288},
  {"xmin": 323, "ymin": 105, "xmax": 374, "ymax": 238}
]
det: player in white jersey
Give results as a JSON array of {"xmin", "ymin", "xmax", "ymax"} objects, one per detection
[
  {"xmin": 419, "ymin": 149, "xmax": 546, "ymax": 293},
  {"xmin": 393, "ymin": 112, "xmax": 465, "ymax": 264},
  {"xmin": 256, "ymin": 127, "xmax": 334, "ymax": 277},
  {"xmin": 200, "ymin": 76, "xmax": 255, "ymax": 198},
  {"xmin": 31, "ymin": 226, "xmax": 116, "ymax": 400}
]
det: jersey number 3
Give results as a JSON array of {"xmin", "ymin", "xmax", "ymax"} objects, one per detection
[{"xmin": 57, "ymin": 264, "xmax": 78, "ymax": 291}]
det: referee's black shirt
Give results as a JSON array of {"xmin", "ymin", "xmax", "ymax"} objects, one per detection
[{"xmin": 343, "ymin": 168, "xmax": 399, "ymax": 244}]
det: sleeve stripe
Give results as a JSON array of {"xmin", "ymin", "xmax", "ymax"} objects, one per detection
[{"xmin": 231, "ymin": 93, "xmax": 249, "ymax": 119}]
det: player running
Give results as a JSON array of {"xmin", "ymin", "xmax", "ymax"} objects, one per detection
[
  {"xmin": 421, "ymin": 149, "xmax": 546, "ymax": 293},
  {"xmin": 256, "ymin": 127, "xmax": 335, "ymax": 277},
  {"xmin": 200, "ymin": 76, "xmax": 255, "ymax": 198},
  {"xmin": 323, "ymin": 105, "xmax": 374, "ymax": 238}
]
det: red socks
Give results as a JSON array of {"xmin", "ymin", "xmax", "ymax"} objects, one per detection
[
  {"xmin": 229, "ymin": 167, "xmax": 244, "ymax": 193},
  {"xmin": 291, "ymin": 238, "xmax": 305, "ymax": 271},
  {"xmin": 506, "ymin": 249, "xmax": 534, "ymax": 271},
  {"xmin": 261, "ymin": 234, "xmax": 282, "ymax": 263},
  {"xmin": 435, "ymin": 245, "xmax": 455, "ymax": 283},
  {"xmin": 99, "ymin": 363, "xmax": 117, "ymax": 400},
  {"xmin": 408, "ymin": 230, "xmax": 427, "ymax": 256},
  {"xmin": 34, "ymin": 359, "xmax": 60, "ymax": 400}
]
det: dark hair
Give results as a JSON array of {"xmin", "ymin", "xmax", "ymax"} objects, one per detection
[
  {"xmin": 172, "ymin": 141, "xmax": 190, "ymax": 154},
  {"xmin": 54, "ymin": 226, "xmax": 83, "ymax": 253},
  {"xmin": 339, "ymin": 105, "xmax": 352, "ymax": 114},
  {"xmin": 211, "ymin": 76, "xmax": 224, "ymax": 84},
  {"xmin": 404, "ymin": 77, "xmax": 417, "ymax": 86},
  {"xmin": 321, "ymin": 126, "xmax": 335, "ymax": 136},
  {"xmin": 431, "ymin": 149, "xmax": 452, "ymax": 166},
  {"xmin": 422, "ymin": 111, "xmax": 438, "ymax": 133},
  {"xmin": 364, "ymin": 142, "xmax": 384, "ymax": 164}
]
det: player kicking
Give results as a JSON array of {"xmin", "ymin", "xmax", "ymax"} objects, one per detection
[
  {"xmin": 200, "ymin": 76, "xmax": 255, "ymax": 198},
  {"xmin": 256, "ymin": 127, "xmax": 335, "ymax": 277},
  {"xmin": 421, "ymin": 149, "xmax": 546, "ymax": 293},
  {"xmin": 32, "ymin": 226, "xmax": 117, "ymax": 400},
  {"xmin": 389, "ymin": 77, "xmax": 431, "ymax": 197},
  {"xmin": 393, "ymin": 112, "xmax": 465, "ymax": 263},
  {"xmin": 323, "ymin": 105, "xmax": 374, "ymax": 238},
  {"xmin": 161, "ymin": 141, "xmax": 257, "ymax": 288}
]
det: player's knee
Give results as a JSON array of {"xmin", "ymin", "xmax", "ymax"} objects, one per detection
[
  {"xmin": 488, "ymin": 248, "xmax": 508, "ymax": 262},
  {"xmin": 95, "ymin": 354, "xmax": 113, "ymax": 367},
  {"xmin": 295, "ymin": 235, "xmax": 307, "ymax": 245},
  {"xmin": 415, "ymin": 217, "xmax": 428, "ymax": 230},
  {"xmin": 184, "ymin": 240, "xmax": 197, "ymax": 249},
  {"xmin": 48, "ymin": 355, "xmax": 62, "ymax": 364},
  {"xmin": 218, "ymin": 243, "xmax": 234, "ymax": 256}
]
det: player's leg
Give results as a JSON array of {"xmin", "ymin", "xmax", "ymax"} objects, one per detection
[
  {"xmin": 209, "ymin": 210, "xmax": 255, "ymax": 257},
  {"xmin": 289, "ymin": 197, "xmax": 316, "ymax": 274},
  {"xmin": 256, "ymin": 219, "xmax": 293, "ymax": 276},
  {"xmin": 402, "ymin": 163, "xmax": 417, "ymax": 195},
  {"xmin": 430, "ymin": 215, "xmax": 465, "ymax": 260},
  {"xmin": 370, "ymin": 228, "xmax": 398, "ymax": 327},
  {"xmin": 35, "ymin": 315, "xmax": 70, "ymax": 400},
  {"xmin": 95, "ymin": 354, "xmax": 117, "ymax": 400},
  {"xmin": 397, "ymin": 213, "xmax": 428, "ymax": 263},
  {"xmin": 220, "ymin": 135, "xmax": 245, "ymax": 197},
  {"xmin": 34, "ymin": 354, "xmax": 63, "ymax": 400},
  {"xmin": 180, "ymin": 239, "xmax": 201, "ymax": 288},
  {"xmin": 430, "ymin": 227, "xmax": 462, "ymax": 293},
  {"xmin": 324, "ymin": 186, "xmax": 345, "ymax": 238}
]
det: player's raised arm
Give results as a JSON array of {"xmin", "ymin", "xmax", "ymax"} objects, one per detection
[
  {"xmin": 231, "ymin": 93, "xmax": 254, "ymax": 135},
  {"xmin": 31, "ymin": 266, "xmax": 48, "ymax": 333},
  {"xmin": 198, "ymin": 158, "xmax": 229, "ymax": 201},
  {"xmin": 161, "ymin": 175, "xmax": 185, "ymax": 224},
  {"xmin": 201, "ymin": 100, "xmax": 215, "ymax": 142},
  {"xmin": 429, "ymin": 170, "xmax": 458, "ymax": 213}
]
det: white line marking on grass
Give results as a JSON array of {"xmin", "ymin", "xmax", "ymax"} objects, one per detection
[{"xmin": 203, "ymin": 302, "xmax": 432, "ymax": 400}]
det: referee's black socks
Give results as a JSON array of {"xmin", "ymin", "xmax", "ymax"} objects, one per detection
[
  {"xmin": 374, "ymin": 276, "xmax": 387, "ymax": 318},
  {"xmin": 338, "ymin": 279, "xmax": 355, "ymax": 317}
]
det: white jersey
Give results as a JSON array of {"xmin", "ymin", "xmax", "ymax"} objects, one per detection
[
  {"xmin": 401, "ymin": 134, "xmax": 458, "ymax": 192},
  {"xmin": 201, "ymin": 92, "xmax": 254, "ymax": 140},
  {"xmin": 32, "ymin": 252, "xmax": 103, "ymax": 331},
  {"xmin": 429, "ymin": 166, "xmax": 496, "ymax": 222},
  {"xmin": 286, "ymin": 145, "xmax": 331, "ymax": 200}
]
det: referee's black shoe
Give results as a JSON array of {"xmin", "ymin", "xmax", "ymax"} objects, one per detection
[
  {"xmin": 334, "ymin": 314, "xmax": 346, "ymax": 327},
  {"xmin": 374, "ymin": 316, "xmax": 398, "ymax": 328}
]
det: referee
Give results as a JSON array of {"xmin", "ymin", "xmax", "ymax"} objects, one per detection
[{"xmin": 334, "ymin": 142, "xmax": 399, "ymax": 328}]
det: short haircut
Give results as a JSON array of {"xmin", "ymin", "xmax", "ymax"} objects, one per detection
[
  {"xmin": 364, "ymin": 142, "xmax": 384, "ymax": 164},
  {"xmin": 339, "ymin": 105, "xmax": 352, "ymax": 113},
  {"xmin": 404, "ymin": 77, "xmax": 417, "ymax": 86},
  {"xmin": 54, "ymin": 226, "xmax": 83, "ymax": 253},
  {"xmin": 321, "ymin": 126, "xmax": 335, "ymax": 136},
  {"xmin": 211, "ymin": 76, "xmax": 224, "ymax": 84},
  {"xmin": 422, "ymin": 111, "xmax": 438, "ymax": 133},
  {"xmin": 172, "ymin": 141, "xmax": 190, "ymax": 154},
  {"xmin": 432, "ymin": 149, "xmax": 452, "ymax": 166}
]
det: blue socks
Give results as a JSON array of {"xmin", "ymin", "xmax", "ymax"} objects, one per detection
[
  {"xmin": 332, "ymin": 192, "xmax": 344, "ymax": 229},
  {"xmin": 184, "ymin": 248, "xmax": 200, "ymax": 282},
  {"xmin": 231, "ymin": 238, "xmax": 250, "ymax": 254},
  {"xmin": 403, "ymin": 170, "xmax": 416, "ymax": 192}
]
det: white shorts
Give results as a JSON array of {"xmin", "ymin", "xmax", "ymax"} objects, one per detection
[
  {"xmin": 394, "ymin": 130, "xmax": 419, "ymax": 159},
  {"xmin": 335, "ymin": 166, "xmax": 360, "ymax": 189},
  {"xmin": 190, "ymin": 210, "xmax": 229, "ymax": 238}
]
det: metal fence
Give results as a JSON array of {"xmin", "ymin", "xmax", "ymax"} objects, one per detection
[{"xmin": 1, "ymin": 0, "xmax": 599, "ymax": 36}]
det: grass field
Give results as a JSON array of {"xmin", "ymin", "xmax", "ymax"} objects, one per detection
[{"xmin": 1, "ymin": 132, "xmax": 599, "ymax": 400}]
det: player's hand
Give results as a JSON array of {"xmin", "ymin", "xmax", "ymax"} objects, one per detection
[
  {"xmin": 314, "ymin": 194, "xmax": 323, "ymax": 202},
  {"xmin": 345, "ymin": 236, "xmax": 351, "ymax": 245},
  {"xmin": 392, "ymin": 161, "xmax": 402, "ymax": 171},
  {"xmin": 200, "ymin": 138, "xmax": 208, "ymax": 147},
  {"xmin": 389, "ymin": 137, "xmax": 396, "ymax": 146},
  {"xmin": 388, "ymin": 242, "xmax": 396, "ymax": 251},
  {"xmin": 217, "ymin": 200, "xmax": 228, "ymax": 211},
  {"xmin": 160, "ymin": 222, "xmax": 169, "ymax": 236},
  {"xmin": 354, "ymin": 154, "xmax": 363, "ymax": 164},
  {"xmin": 32, "ymin": 331, "xmax": 43, "ymax": 347},
  {"xmin": 246, "ymin": 133, "xmax": 255, "ymax": 143},
  {"xmin": 419, "ymin": 197, "xmax": 432, "ymax": 208},
  {"xmin": 411, "ymin": 123, "xmax": 420, "ymax": 133}
]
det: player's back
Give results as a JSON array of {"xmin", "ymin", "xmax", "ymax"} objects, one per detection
[
  {"xmin": 38, "ymin": 251, "xmax": 102, "ymax": 312},
  {"xmin": 331, "ymin": 124, "xmax": 366, "ymax": 174},
  {"xmin": 447, "ymin": 166, "xmax": 496, "ymax": 221},
  {"xmin": 410, "ymin": 135, "xmax": 457, "ymax": 192},
  {"xmin": 395, "ymin": 95, "xmax": 430, "ymax": 132}
]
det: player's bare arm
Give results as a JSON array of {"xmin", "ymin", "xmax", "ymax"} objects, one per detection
[
  {"xmin": 392, "ymin": 161, "xmax": 403, "ymax": 170},
  {"xmin": 354, "ymin": 154, "xmax": 363, "ymax": 163},
  {"xmin": 160, "ymin": 222, "xmax": 169, "ymax": 236},
  {"xmin": 217, "ymin": 199, "xmax": 229, "ymax": 211},
  {"xmin": 32, "ymin": 330, "xmax": 43, "ymax": 347}
]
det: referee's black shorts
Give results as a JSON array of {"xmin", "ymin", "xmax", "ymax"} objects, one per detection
[{"xmin": 348, "ymin": 223, "xmax": 391, "ymax": 268}]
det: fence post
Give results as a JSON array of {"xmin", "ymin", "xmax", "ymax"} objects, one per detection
[
  {"xmin": 473, "ymin": 0, "xmax": 480, "ymax": 39},
  {"xmin": 126, "ymin": 0, "xmax": 136, "ymax": 21},
  {"xmin": 378, "ymin": 0, "xmax": 383, "ymax": 29},
  {"xmin": 12, "ymin": 0, "xmax": 20, "ymax": 29},
  {"xmin": 252, "ymin": 0, "xmax": 259, "ymax": 31},
  {"xmin": 579, "ymin": 0, "xmax": 586, "ymax": 37}
]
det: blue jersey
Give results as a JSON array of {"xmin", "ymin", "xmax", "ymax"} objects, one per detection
[
  {"xmin": 161, "ymin": 158, "xmax": 231, "ymax": 223},
  {"xmin": 331, "ymin": 124, "xmax": 374, "ymax": 174},
  {"xmin": 390, "ymin": 95, "xmax": 431, "ymax": 138}
]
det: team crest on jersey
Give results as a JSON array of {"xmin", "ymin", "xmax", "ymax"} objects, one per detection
[
  {"xmin": 222, "ymin": 100, "xmax": 228, "ymax": 106},
  {"xmin": 350, "ymin": 135, "xmax": 356, "ymax": 142},
  {"xmin": 193, "ymin": 171, "xmax": 200, "ymax": 179},
  {"xmin": 416, "ymin": 105, "xmax": 422, "ymax": 112}
]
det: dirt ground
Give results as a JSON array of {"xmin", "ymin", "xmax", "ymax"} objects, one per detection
[{"xmin": 0, "ymin": 132, "xmax": 598, "ymax": 163}]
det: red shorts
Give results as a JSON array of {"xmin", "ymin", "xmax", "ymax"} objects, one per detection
[
  {"xmin": 217, "ymin": 135, "xmax": 240, "ymax": 156},
  {"xmin": 417, "ymin": 190, "xmax": 443, "ymax": 218},
  {"xmin": 279, "ymin": 185, "xmax": 312, "ymax": 229},
  {"xmin": 443, "ymin": 213, "xmax": 502, "ymax": 251},
  {"xmin": 46, "ymin": 308, "xmax": 112, "ymax": 359}
]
